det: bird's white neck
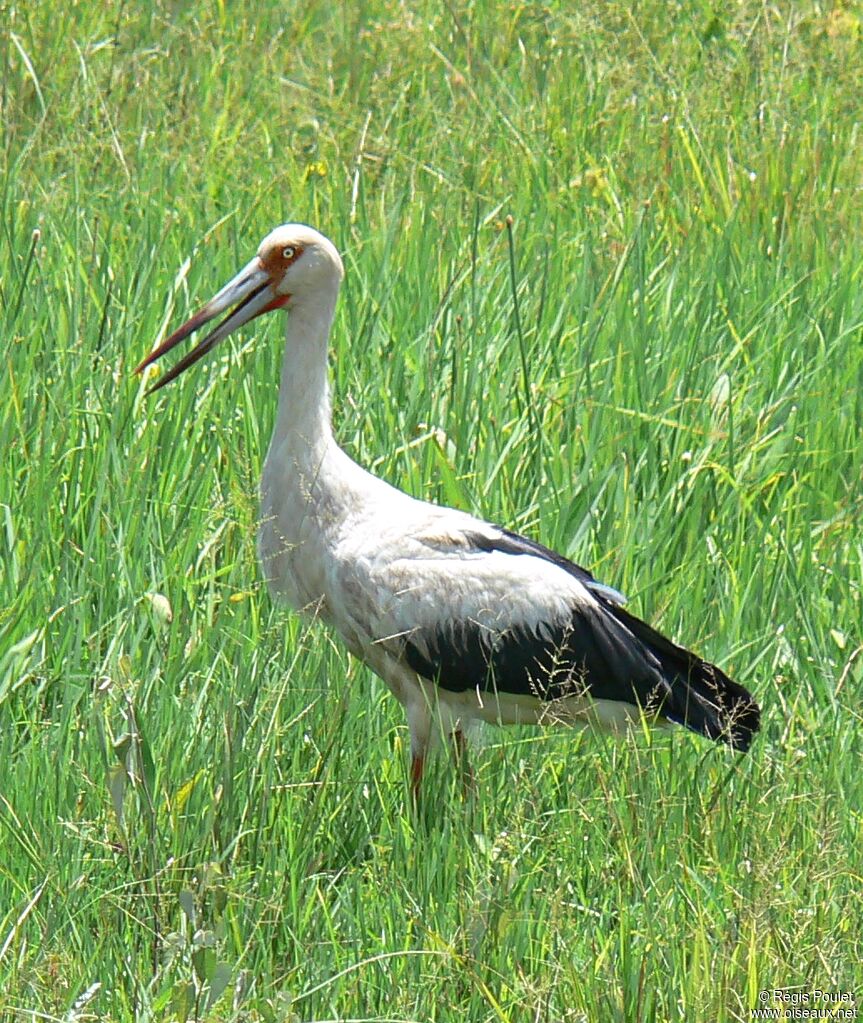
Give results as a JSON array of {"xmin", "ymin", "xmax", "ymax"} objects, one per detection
[
  {"xmin": 272, "ymin": 289, "xmax": 338, "ymax": 457},
  {"xmin": 260, "ymin": 279, "xmax": 380, "ymax": 615},
  {"xmin": 259, "ymin": 277, "xmax": 409, "ymax": 613}
]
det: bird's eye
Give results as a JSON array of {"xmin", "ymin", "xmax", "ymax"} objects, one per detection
[{"xmin": 283, "ymin": 246, "xmax": 296, "ymax": 260}]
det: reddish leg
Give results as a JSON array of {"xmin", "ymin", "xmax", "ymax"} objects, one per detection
[{"xmin": 410, "ymin": 752, "xmax": 425, "ymax": 803}]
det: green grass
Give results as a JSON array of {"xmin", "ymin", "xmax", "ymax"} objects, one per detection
[{"xmin": 2, "ymin": 1, "xmax": 862, "ymax": 1019}]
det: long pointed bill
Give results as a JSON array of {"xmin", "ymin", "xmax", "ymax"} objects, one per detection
[{"xmin": 135, "ymin": 257, "xmax": 285, "ymax": 394}]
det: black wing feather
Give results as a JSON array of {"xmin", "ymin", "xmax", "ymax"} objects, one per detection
[{"xmin": 402, "ymin": 528, "xmax": 760, "ymax": 751}]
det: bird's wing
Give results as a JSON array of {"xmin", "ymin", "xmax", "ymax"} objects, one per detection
[
  {"xmin": 462, "ymin": 524, "xmax": 628, "ymax": 607},
  {"xmin": 331, "ymin": 511, "xmax": 759, "ymax": 749},
  {"xmin": 334, "ymin": 513, "xmax": 656, "ymax": 706}
]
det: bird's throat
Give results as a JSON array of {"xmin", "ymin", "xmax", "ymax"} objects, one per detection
[{"xmin": 274, "ymin": 294, "xmax": 337, "ymax": 460}]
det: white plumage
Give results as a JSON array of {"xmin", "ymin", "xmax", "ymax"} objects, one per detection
[{"xmin": 137, "ymin": 223, "xmax": 760, "ymax": 795}]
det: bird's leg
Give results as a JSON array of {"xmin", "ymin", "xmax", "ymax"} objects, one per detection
[
  {"xmin": 451, "ymin": 728, "xmax": 475, "ymax": 797},
  {"xmin": 409, "ymin": 752, "xmax": 425, "ymax": 804},
  {"xmin": 406, "ymin": 701, "xmax": 431, "ymax": 806}
]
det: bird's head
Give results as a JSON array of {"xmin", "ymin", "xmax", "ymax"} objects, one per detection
[{"xmin": 135, "ymin": 224, "xmax": 344, "ymax": 393}]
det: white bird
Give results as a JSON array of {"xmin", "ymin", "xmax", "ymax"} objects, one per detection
[{"xmin": 136, "ymin": 224, "xmax": 760, "ymax": 796}]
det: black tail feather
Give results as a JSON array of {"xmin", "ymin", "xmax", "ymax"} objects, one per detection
[{"xmin": 609, "ymin": 604, "xmax": 760, "ymax": 752}]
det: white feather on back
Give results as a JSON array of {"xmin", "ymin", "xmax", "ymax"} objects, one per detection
[{"xmin": 329, "ymin": 507, "xmax": 597, "ymax": 659}]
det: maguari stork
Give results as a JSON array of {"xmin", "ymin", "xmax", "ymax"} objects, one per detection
[{"xmin": 136, "ymin": 224, "xmax": 760, "ymax": 796}]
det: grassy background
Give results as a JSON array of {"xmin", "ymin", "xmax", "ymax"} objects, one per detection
[{"xmin": 2, "ymin": 1, "xmax": 862, "ymax": 1020}]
